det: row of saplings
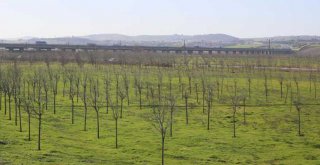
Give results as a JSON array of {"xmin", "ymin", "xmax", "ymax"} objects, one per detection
[{"xmin": 0, "ymin": 67, "xmax": 304, "ymax": 165}]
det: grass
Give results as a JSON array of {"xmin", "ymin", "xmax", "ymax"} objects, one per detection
[{"xmin": 0, "ymin": 62, "xmax": 320, "ymax": 164}]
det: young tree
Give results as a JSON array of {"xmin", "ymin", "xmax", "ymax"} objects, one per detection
[
  {"xmin": 167, "ymin": 95, "xmax": 176, "ymax": 137},
  {"xmin": 278, "ymin": 74, "xmax": 284, "ymax": 98},
  {"xmin": 149, "ymin": 99, "xmax": 170, "ymax": 165},
  {"xmin": 231, "ymin": 96, "xmax": 241, "ymax": 138},
  {"xmin": 21, "ymin": 95, "xmax": 33, "ymax": 141},
  {"xmin": 247, "ymin": 76, "xmax": 252, "ymax": 98},
  {"xmin": 264, "ymin": 74, "xmax": 268, "ymax": 102},
  {"xmin": 33, "ymin": 77, "xmax": 45, "ymax": 150},
  {"xmin": 89, "ymin": 84, "xmax": 102, "ymax": 139},
  {"xmin": 293, "ymin": 100, "xmax": 303, "ymax": 136},
  {"xmin": 242, "ymin": 96, "xmax": 247, "ymax": 125},
  {"xmin": 82, "ymin": 74, "xmax": 88, "ymax": 131},
  {"xmin": 206, "ymin": 85, "xmax": 213, "ymax": 130},
  {"xmin": 42, "ymin": 77, "xmax": 49, "ymax": 111},
  {"xmin": 104, "ymin": 77, "xmax": 111, "ymax": 114},
  {"xmin": 110, "ymin": 100, "xmax": 120, "ymax": 148},
  {"xmin": 123, "ymin": 73, "xmax": 130, "ymax": 106},
  {"xmin": 136, "ymin": 79, "xmax": 143, "ymax": 110},
  {"xmin": 69, "ymin": 79, "xmax": 76, "ymax": 124},
  {"xmin": 184, "ymin": 90, "xmax": 189, "ymax": 125},
  {"xmin": 119, "ymin": 88, "xmax": 126, "ymax": 119},
  {"xmin": 52, "ymin": 73, "xmax": 59, "ymax": 114}
]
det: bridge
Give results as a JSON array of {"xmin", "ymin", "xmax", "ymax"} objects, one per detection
[{"xmin": 0, "ymin": 43, "xmax": 294, "ymax": 55}]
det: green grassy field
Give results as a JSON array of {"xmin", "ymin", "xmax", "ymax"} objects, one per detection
[{"xmin": 0, "ymin": 61, "xmax": 320, "ymax": 164}]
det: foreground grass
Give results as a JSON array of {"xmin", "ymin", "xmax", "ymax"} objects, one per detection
[
  {"xmin": 1, "ymin": 97, "xmax": 320, "ymax": 164},
  {"xmin": 0, "ymin": 62, "xmax": 320, "ymax": 164}
]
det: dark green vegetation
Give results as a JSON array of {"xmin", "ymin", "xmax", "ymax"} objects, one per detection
[{"xmin": 0, "ymin": 52, "xmax": 320, "ymax": 164}]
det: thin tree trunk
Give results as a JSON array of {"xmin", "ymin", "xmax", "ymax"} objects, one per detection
[
  {"xmin": 120, "ymin": 100, "xmax": 123, "ymax": 118},
  {"xmin": 233, "ymin": 110, "xmax": 236, "ymax": 138},
  {"xmin": 207, "ymin": 101, "xmax": 210, "ymax": 130},
  {"xmin": 45, "ymin": 91, "xmax": 48, "ymax": 110},
  {"xmin": 298, "ymin": 109, "xmax": 301, "ymax": 136},
  {"xmin": 53, "ymin": 94, "xmax": 56, "ymax": 114},
  {"xmin": 28, "ymin": 113, "xmax": 31, "ymax": 141},
  {"xmin": 71, "ymin": 98, "xmax": 74, "ymax": 124},
  {"xmin": 115, "ymin": 119, "xmax": 118, "ymax": 148},
  {"xmin": 185, "ymin": 97, "xmax": 188, "ymax": 125},
  {"xmin": 15, "ymin": 97, "xmax": 17, "ymax": 125},
  {"xmin": 19, "ymin": 101, "xmax": 22, "ymax": 132},
  {"xmin": 243, "ymin": 99, "xmax": 246, "ymax": 124},
  {"xmin": 161, "ymin": 136, "xmax": 165, "ymax": 165},
  {"xmin": 139, "ymin": 91, "xmax": 142, "ymax": 110},
  {"xmin": 38, "ymin": 114, "xmax": 41, "ymax": 150},
  {"xmin": 202, "ymin": 90, "xmax": 205, "ymax": 114},
  {"xmin": 0, "ymin": 92, "xmax": 2, "ymax": 111},
  {"xmin": 4, "ymin": 93, "xmax": 7, "ymax": 115},
  {"xmin": 96, "ymin": 111, "xmax": 100, "ymax": 138},
  {"xmin": 8, "ymin": 95, "xmax": 11, "ymax": 120}
]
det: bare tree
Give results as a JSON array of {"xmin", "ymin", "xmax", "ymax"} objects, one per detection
[
  {"xmin": 293, "ymin": 100, "xmax": 303, "ymax": 136},
  {"xmin": 33, "ymin": 76, "xmax": 45, "ymax": 150},
  {"xmin": 89, "ymin": 83, "xmax": 102, "ymax": 139},
  {"xmin": 21, "ymin": 94, "xmax": 33, "ymax": 141},
  {"xmin": 149, "ymin": 99, "xmax": 170, "ymax": 165},
  {"xmin": 206, "ymin": 85, "xmax": 213, "ymax": 130},
  {"xmin": 184, "ymin": 89, "xmax": 189, "ymax": 125},
  {"xmin": 52, "ymin": 73, "xmax": 59, "ymax": 114},
  {"xmin": 278, "ymin": 74, "xmax": 284, "ymax": 98},
  {"xmin": 110, "ymin": 100, "xmax": 120, "ymax": 148},
  {"xmin": 82, "ymin": 74, "xmax": 88, "ymax": 131},
  {"xmin": 119, "ymin": 88, "xmax": 126, "ymax": 119},
  {"xmin": 167, "ymin": 95, "xmax": 176, "ymax": 137},
  {"xmin": 231, "ymin": 96, "xmax": 241, "ymax": 138}
]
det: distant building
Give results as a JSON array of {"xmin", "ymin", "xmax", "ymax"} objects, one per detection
[{"xmin": 35, "ymin": 41, "xmax": 47, "ymax": 45}]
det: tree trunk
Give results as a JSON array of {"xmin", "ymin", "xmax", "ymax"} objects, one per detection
[
  {"xmin": 170, "ymin": 109, "xmax": 173, "ymax": 137},
  {"xmin": 127, "ymin": 89, "xmax": 130, "ymax": 106},
  {"xmin": 195, "ymin": 84, "xmax": 199, "ymax": 103},
  {"xmin": 185, "ymin": 97, "xmax": 188, "ymax": 125},
  {"xmin": 120, "ymin": 100, "xmax": 123, "ymax": 118},
  {"xmin": 71, "ymin": 98, "xmax": 74, "ymax": 124},
  {"xmin": 45, "ymin": 91, "xmax": 48, "ymax": 110},
  {"xmin": 38, "ymin": 114, "xmax": 42, "ymax": 150},
  {"xmin": 243, "ymin": 99, "xmax": 246, "ymax": 124},
  {"xmin": 115, "ymin": 119, "xmax": 118, "ymax": 148},
  {"xmin": 8, "ymin": 95, "xmax": 11, "ymax": 120},
  {"xmin": 19, "ymin": 102, "xmax": 22, "ymax": 132},
  {"xmin": 106, "ymin": 97, "xmax": 109, "ymax": 114},
  {"xmin": 233, "ymin": 110, "xmax": 236, "ymax": 138},
  {"xmin": 15, "ymin": 97, "xmax": 17, "ymax": 125},
  {"xmin": 0, "ymin": 91, "xmax": 2, "ymax": 111},
  {"xmin": 298, "ymin": 109, "xmax": 301, "ymax": 136},
  {"xmin": 96, "ymin": 111, "xmax": 100, "ymax": 139},
  {"xmin": 4, "ymin": 93, "xmax": 7, "ymax": 115},
  {"xmin": 53, "ymin": 93, "xmax": 56, "ymax": 114},
  {"xmin": 161, "ymin": 136, "xmax": 165, "ymax": 165},
  {"xmin": 28, "ymin": 113, "xmax": 31, "ymax": 141},
  {"xmin": 139, "ymin": 91, "xmax": 142, "ymax": 110},
  {"xmin": 202, "ymin": 90, "xmax": 205, "ymax": 114},
  {"xmin": 280, "ymin": 82, "xmax": 283, "ymax": 98},
  {"xmin": 207, "ymin": 101, "xmax": 210, "ymax": 130}
]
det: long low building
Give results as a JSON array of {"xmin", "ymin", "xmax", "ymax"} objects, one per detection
[{"xmin": 0, "ymin": 43, "xmax": 294, "ymax": 55}]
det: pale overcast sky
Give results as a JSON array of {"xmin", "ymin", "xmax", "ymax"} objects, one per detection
[{"xmin": 0, "ymin": 0, "xmax": 319, "ymax": 38}]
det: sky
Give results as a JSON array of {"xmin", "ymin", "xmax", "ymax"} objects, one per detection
[{"xmin": 0, "ymin": 0, "xmax": 319, "ymax": 38}]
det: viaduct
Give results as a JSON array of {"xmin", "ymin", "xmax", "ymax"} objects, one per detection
[{"xmin": 0, "ymin": 43, "xmax": 294, "ymax": 55}]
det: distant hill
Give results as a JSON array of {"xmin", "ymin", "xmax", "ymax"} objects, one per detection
[
  {"xmin": 1, "ymin": 34, "xmax": 319, "ymax": 48},
  {"xmin": 252, "ymin": 35, "xmax": 320, "ymax": 42},
  {"xmin": 0, "ymin": 34, "xmax": 240, "ymax": 47},
  {"xmin": 81, "ymin": 33, "xmax": 240, "ymax": 43}
]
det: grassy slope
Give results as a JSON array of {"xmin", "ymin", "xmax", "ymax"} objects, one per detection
[{"xmin": 0, "ymin": 63, "xmax": 320, "ymax": 164}]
